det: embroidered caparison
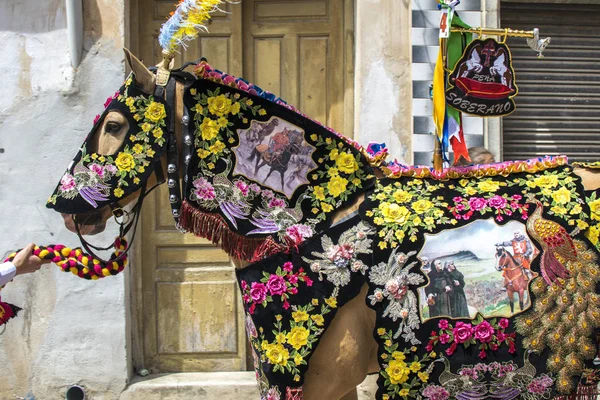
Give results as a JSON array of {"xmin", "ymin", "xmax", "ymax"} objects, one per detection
[
  {"xmin": 46, "ymin": 74, "xmax": 170, "ymax": 214},
  {"xmin": 179, "ymin": 78, "xmax": 375, "ymax": 261}
]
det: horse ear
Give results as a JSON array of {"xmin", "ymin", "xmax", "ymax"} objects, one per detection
[{"xmin": 123, "ymin": 48, "xmax": 156, "ymax": 94}]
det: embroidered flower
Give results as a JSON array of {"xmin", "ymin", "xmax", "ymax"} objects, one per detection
[
  {"xmin": 473, "ymin": 320, "xmax": 495, "ymax": 343},
  {"xmin": 477, "ymin": 180, "xmax": 500, "ymax": 192},
  {"xmin": 488, "ymin": 195, "xmax": 507, "ymax": 209},
  {"xmin": 285, "ymin": 224, "xmax": 314, "ymax": 244},
  {"xmin": 115, "ymin": 152, "xmax": 135, "ymax": 172},
  {"xmin": 249, "ymin": 282, "xmax": 267, "ymax": 303},
  {"xmin": 207, "ymin": 94, "xmax": 232, "ymax": 117},
  {"xmin": 552, "ymin": 186, "xmax": 571, "ymax": 204},
  {"xmin": 452, "ymin": 321, "xmax": 473, "ymax": 343},
  {"xmin": 267, "ymin": 275, "xmax": 287, "ymax": 296},
  {"xmin": 468, "ymin": 197, "xmax": 488, "ymax": 211},
  {"xmin": 412, "ymin": 199, "xmax": 434, "ymax": 214},
  {"xmin": 380, "ymin": 203, "xmax": 411, "ymax": 225},
  {"xmin": 422, "ymin": 385, "xmax": 450, "ymax": 400},
  {"xmin": 269, "ymin": 198, "xmax": 286, "ymax": 208},
  {"xmin": 292, "ymin": 310, "xmax": 309, "ymax": 323},
  {"xmin": 265, "ymin": 342, "xmax": 289, "ymax": 366},
  {"xmin": 235, "ymin": 180, "xmax": 249, "ymax": 196},
  {"xmin": 144, "ymin": 101, "xmax": 166, "ymax": 122},
  {"xmin": 327, "ymin": 175, "xmax": 348, "ymax": 198},
  {"xmin": 192, "ymin": 178, "xmax": 216, "ymax": 200},
  {"xmin": 60, "ymin": 173, "xmax": 76, "ymax": 191},
  {"xmin": 392, "ymin": 190, "xmax": 412, "ymax": 203},
  {"xmin": 386, "ymin": 359, "xmax": 410, "ymax": 385},
  {"xmin": 311, "ymin": 314, "xmax": 324, "ymax": 326},
  {"xmin": 335, "ymin": 152, "xmax": 358, "ymax": 174},
  {"xmin": 200, "ymin": 117, "xmax": 219, "ymax": 141},
  {"xmin": 286, "ymin": 326, "xmax": 310, "ymax": 349}
]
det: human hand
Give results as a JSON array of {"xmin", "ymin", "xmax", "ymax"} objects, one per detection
[
  {"xmin": 12, "ymin": 244, "xmax": 51, "ymax": 276},
  {"xmin": 454, "ymin": 280, "xmax": 459, "ymax": 286},
  {"xmin": 445, "ymin": 286, "xmax": 451, "ymax": 292}
]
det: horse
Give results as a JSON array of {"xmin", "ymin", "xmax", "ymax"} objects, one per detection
[
  {"xmin": 58, "ymin": 50, "xmax": 377, "ymax": 400},
  {"xmin": 55, "ymin": 50, "xmax": 600, "ymax": 400},
  {"xmin": 494, "ymin": 246, "xmax": 530, "ymax": 314},
  {"xmin": 251, "ymin": 129, "xmax": 303, "ymax": 192}
]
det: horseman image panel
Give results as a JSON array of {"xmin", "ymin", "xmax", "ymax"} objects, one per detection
[
  {"xmin": 418, "ymin": 219, "xmax": 539, "ymax": 322},
  {"xmin": 233, "ymin": 116, "xmax": 317, "ymax": 199}
]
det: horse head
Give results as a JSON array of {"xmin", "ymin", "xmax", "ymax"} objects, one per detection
[
  {"xmin": 47, "ymin": 49, "xmax": 184, "ymax": 236},
  {"xmin": 495, "ymin": 246, "xmax": 508, "ymax": 271}
]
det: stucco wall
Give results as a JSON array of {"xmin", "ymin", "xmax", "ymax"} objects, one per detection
[
  {"xmin": 0, "ymin": 1, "xmax": 129, "ymax": 399},
  {"xmin": 354, "ymin": 0, "xmax": 413, "ymax": 164}
]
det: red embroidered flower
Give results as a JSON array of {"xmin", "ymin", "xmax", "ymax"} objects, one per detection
[
  {"xmin": 478, "ymin": 349, "xmax": 487, "ymax": 359},
  {"xmin": 438, "ymin": 319, "xmax": 449, "ymax": 330},
  {"xmin": 488, "ymin": 195, "xmax": 507, "ymax": 210},
  {"xmin": 498, "ymin": 318, "xmax": 509, "ymax": 329},
  {"xmin": 452, "ymin": 321, "xmax": 473, "ymax": 343},
  {"xmin": 439, "ymin": 333, "xmax": 450, "ymax": 344},
  {"xmin": 474, "ymin": 321, "xmax": 495, "ymax": 343}
]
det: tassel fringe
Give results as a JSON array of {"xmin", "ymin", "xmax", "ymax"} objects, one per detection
[
  {"xmin": 554, "ymin": 384, "xmax": 599, "ymax": 399},
  {"xmin": 0, "ymin": 300, "xmax": 21, "ymax": 327},
  {"xmin": 179, "ymin": 200, "xmax": 285, "ymax": 262}
]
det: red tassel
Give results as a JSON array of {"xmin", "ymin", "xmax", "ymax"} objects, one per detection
[
  {"xmin": 0, "ymin": 299, "xmax": 20, "ymax": 326},
  {"xmin": 179, "ymin": 200, "xmax": 286, "ymax": 262},
  {"xmin": 554, "ymin": 384, "xmax": 599, "ymax": 399},
  {"xmin": 285, "ymin": 387, "xmax": 303, "ymax": 400}
]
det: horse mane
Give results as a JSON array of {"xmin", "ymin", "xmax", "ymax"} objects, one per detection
[{"xmin": 499, "ymin": 247, "xmax": 519, "ymax": 266}]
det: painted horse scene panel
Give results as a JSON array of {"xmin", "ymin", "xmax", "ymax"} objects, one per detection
[
  {"xmin": 418, "ymin": 219, "xmax": 539, "ymax": 321},
  {"xmin": 233, "ymin": 117, "xmax": 317, "ymax": 199}
]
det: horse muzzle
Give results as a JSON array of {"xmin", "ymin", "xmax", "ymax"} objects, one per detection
[{"xmin": 61, "ymin": 208, "xmax": 111, "ymax": 236}]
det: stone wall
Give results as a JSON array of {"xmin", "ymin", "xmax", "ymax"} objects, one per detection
[{"xmin": 0, "ymin": 1, "xmax": 129, "ymax": 398}]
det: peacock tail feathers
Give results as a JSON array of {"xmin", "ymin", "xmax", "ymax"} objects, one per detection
[{"xmin": 159, "ymin": 0, "xmax": 228, "ymax": 55}]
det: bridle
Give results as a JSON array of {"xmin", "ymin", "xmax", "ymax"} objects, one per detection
[{"xmin": 72, "ymin": 60, "xmax": 202, "ymax": 263}]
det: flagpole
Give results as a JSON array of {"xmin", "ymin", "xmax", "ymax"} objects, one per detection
[{"xmin": 433, "ymin": 35, "xmax": 448, "ymax": 172}]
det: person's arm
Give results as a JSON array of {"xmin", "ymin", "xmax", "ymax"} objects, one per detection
[{"xmin": 0, "ymin": 261, "xmax": 17, "ymax": 287}]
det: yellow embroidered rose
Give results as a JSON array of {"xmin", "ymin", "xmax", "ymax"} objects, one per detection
[
  {"xmin": 589, "ymin": 199, "xmax": 600, "ymax": 221},
  {"xmin": 141, "ymin": 122, "xmax": 152, "ymax": 133},
  {"xmin": 114, "ymin": 188, "xmax": 124, "ymax": 198},
  {"xmin": 197, "ymin": 149, "xmax": 210, "ymax": 159},
  {"xmin": 132, "ymin": 144, "xmax": 144, "ymax": 154},
  {"xmin": 399, "ymin": 389, "xmax": 410, "ymax": 397},
  {"xmin": 335, "ymin": 152, "xmax": 358, "ymax": 174},
  {"xmin": 394, "ymin": 230, "xmax": 405, "ymax": 241},
  {"xmin": 464, "ymin": 186, "xmax": 477, "ymax": 196},
  {"xmin": 327, "ymin": 176, "xmax": 348, "ymax": 198},
  {"xmin": 377, "ymin": 328, "xmax": 386, "ymax": 336},
  {"xmin": 412, "ymin": 199, "xmax": 433, "ymax": 214},
  {"xmin": 209, "ymin": 140, "xmax": 226, "ymax": 155},
  {"xmin": 586, "ymin": 225, "xmax": 599, "ymax": 246},
  {"xmin": 294, "ymin": 354, "xmax": 303, "ymax": 366},
  {"xmin": 194, "ymin": 103, "xmax": 203, "ymax": 113},
  {"xmin": 152, "ymin": 127, "xmax": 163, "ymax": 139},
  {"xmin": 534, "ymin": 174, "xmax": 559, "ymax": 189},
  {"xmin": 409, "ymin": 361, "xmax": 422, "ymax": 372},
  {"xmin": 418, "ymin": 372, "xmax": 429, "ymax": 382},
  {"xmin": 125, "ymin": 97, "xmax": 135, "ymax": 107},
  {"xmin": 424, "ymin": 216, "xmax": 435, "ymax": 225},
  {"xmin": 311, "ymin": 314, "xmax": 324, "ymax": 326},
  {"xmin": 478, "ymin": 180, "xmax": 500, "ymax": 192},
  {"xmin": 217, "ymin": 117, "xmax": 228, "ymax": 128},
  {"xmin": 313, "ymin": 186, "xmax": 326, "ymax": 201},
  {"xmin": 200, "ymin": 117, "xmax": 219, "ymax": 141},
  {"xmin": 392, "ymin": 190, "xmax": 412, "ymax": 203},
  {"xmin": 292, "ymin": 310, "xmax": 309, "ymax": 323},
  {"xmin": 551, "ymin": 205, "xmax": 567, "ymax": 215},
  {"xmin": 552, "ymin": 187, "xmax": 571, "ymax": 205},
  {"xmin": 321, "ymin": 202, "xmax": 334, "ymax": 213},
  {"xmin": 325, "ymin": 297, "xmax": 337, "ymax": 308},
  {"xmin": 329, "ymin": 149, "xmax": 339, "ymax": 161},
  {"xmin": 570, "ymin": 204, "xmax": 583, "ymax": 215},
  {"xmin": 231, "ymin": 102, "xmax": 241, "ymax": 115},
  {"xmin": 386, "ymin": 359, "xmax": 409, "ymax": 385},
  {"xmin": 258, "ymin": 109, "xmax": 267, "ymax": 116},
  {"xmin": 207, "ymin": 94, "xmax": 232, "ymax": 117},
  {"xmin": 311, "ymin": 299, "xmax": 319, "ymax": 306},
  {"xmin": 328, "ymin": 167, "xmax": 339, "ymax": 177},
  {"xmin": 275, "ymin": 332, "xmax": 286, "ymax": 344},
  {"xmin": 115, "ymin": 152, "xmax": 135, "ymax": 172},
  {"xmin": 144, "ymin": 101, "xmax": 166, "ymax": 123},
  {"xmin": 265, "ymin": 343, "xmax": 289, "ymax": 366},
  {"xmin": 391, "ymin": 351, "xmax": 405, "ymax": 361},
  {"xmin": 286, "ymin": 327, "xmax": 310, "ymax": 350},
  {"xmin": 381, "ymin": 203, "xmax": 411, "ymax": 225}
]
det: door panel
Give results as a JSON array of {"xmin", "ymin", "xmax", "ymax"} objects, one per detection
[{"xmin": 134, "ymin": 0, "xmax": 353, "ymax": 373}]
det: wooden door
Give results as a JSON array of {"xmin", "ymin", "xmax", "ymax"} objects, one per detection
[{"xmin": 132, "ymin": 0, "xmax": 354, "ymax": 373}]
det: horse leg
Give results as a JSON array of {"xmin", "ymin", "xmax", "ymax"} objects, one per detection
[
  {"xmin": 518, "ymin": 289, "xmax": 524, "ymax": 311},
  {"xmin": 264, "ymin": 166, "xmax": 275, "ymax": 182},
  {"xmin": 507, "ymin": 289, "xmax": 514, "ymax": 314},
  {"xmin": 302, "ymin": 284, "xmax": 377, "ymax": 400},
  {"xmin": 279, "ymin": 168, "xmax": 285, "ymax": 191},
  {"xmin": 255, "ymin": 159, "xmax": 266, "ymax": 176}
]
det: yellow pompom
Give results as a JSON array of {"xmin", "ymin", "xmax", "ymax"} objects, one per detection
[
  {"xmin": 82, "ymin": 268, "xmax": 89, "ymax": 275},
  {"xmin": 93, "ymin": 259, "xmax": 100, "ymax": 266},
  {"xmin": 39, "ymin": 249, "xmax": 49, "ymax": 258},
  {"xmin": 112, "ymin": 262, "xmax": 119, "ymax": 271},
  {"xmin": 102, "ymin": 269, "xmax": 111, "ymax": 277},
  {"xmin": 75, "ymin": 249, "xmax": 82, "ymax": 257},
  {"xmin": 81, "ymin": 257, "xmax": 89, "ymax": 267},
  {"xmin": 61, "ymin": 248, "xmax": 72, "ymax": 257},
  {"xmin": 91, "ymin": 275, "xmax": 99, "ymax": 280},
  {"xmin": 70, "ymin": 267, "xmax": 78, "ymax": 275}
]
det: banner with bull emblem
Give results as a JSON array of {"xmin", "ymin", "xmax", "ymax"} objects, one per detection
[{"xmin": 446, "ymin": 38, "xmax": 518, "ymax": 117}]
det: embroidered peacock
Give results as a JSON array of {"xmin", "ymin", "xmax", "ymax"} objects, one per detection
[{"xmin": 526, "ymin": 200, "xmax": 577, "ymax": 284}]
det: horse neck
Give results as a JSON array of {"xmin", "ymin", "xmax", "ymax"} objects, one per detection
[
  {"xmin": 157, "ymin": 79, "xmax": 187, "ymax": 180},
  {"xmin": 501, "ymin": 253, "xmax": 520, "ymax": 276}
]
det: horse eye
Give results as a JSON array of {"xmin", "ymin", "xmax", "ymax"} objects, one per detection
[{"xmin": 105, "ymin": 121, "xmax": 122, "ymax": 134}]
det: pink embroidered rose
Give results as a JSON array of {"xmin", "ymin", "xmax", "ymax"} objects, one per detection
[
  {"xmin": 235, "ymin": 180, "xmax": 249, "ymax": 196},
  {"xmin": 498, "ymin": 318, "xmax": 509, "ymax": 329},
  {"xmin": 452, "ymin": 321, "xmax": 473, "ymax": 343},
  {"xmin": 265, "ymin": 388, "xmax": 281, "ymax": 400},
  {"xmin": 242, "ymin": 293, "xmax": 251, "ymax": 304},
  {"xmin": 488, "ymin": 195, "xmax": 507, "ymax": 210},
  {"xmin": 60, "ymin": 173, "xmax": 76, "ymax": 192},
  {"xmin": 105, "ymin": 164, "xmax": 118, "ymax": 174},
  {"xmin": 490, "ymin": 343, "xmax": 499, "ymax": 351},
  {"xmin": 193, "ymin": 178, "xmax": 216, "ymax": 200},
  {"xmin": 267, "ymin": 275, "xmax": 287, "ymax": 296},
  {"xmin": 249, "ymin": 282, "xmax": 267, "ymax": 303},
  {"xmin": 89, "ymin": 163, "xmax": 106, "ymax": 178},
  {"xmin": 241, "ymin": 281, "xmax": 248, "ymax": 291},
  {"xmin": 468, "ymin": 197, "xmax": 488, "ymax": 211},
  {"xmin": 303, "ymin": 276, "xmax": 313, "ymax": 287},
  {"xmin": 310, "ymin": 262, "xmax": 321, "ymax": 272},
  {"xmin": 351, "ymin": 260, "xmax": 364, "ymax": 272},
  {"xmin": 512, "ymin": 194, "xmax": 522, "ymax": 201},
  {"xmin": 249, "ymin": 183, "xmax": 261, "ymax": 193},
  {"xmin": 288, "ymin": 275, "xmax": 298, "ymax": 285},
  {"xmin": 422, "ymin": 385, "xmax": 450, "ymax": 400},
  {"xmin": 438, "ymin": 320, "xmax": 449, "ymax": 330},
  {"xmin": 373, "ymin": 289, "xmax": 384, "ymax": 302},
  {"xmin": 478, "ymin": 349, "xmax": 487, "ymax": 359},
  {"xmin": 327, "ymin": 244, "xmax": 355, "ymax": 265},
  {"xmin": 474, "ymin": 321, "xmax": 495, "ymax": 343},
  {"xmin": 445, "ymin": 342, "xmax": 458, "ymax": 356},
  {"xmin": 262, "ymin": 190, "xmax": 274, "ymax": 199},
  {"xmin": 269, "ymin": 198, "xmax": 286, "ymax": 208},
  {"xmin": 496, "ymin": 331, "xmax": 506, "ymax": 342},
  {"xmin": 385, "ymin": 279, "xmax": 400, "ymax": 295}
]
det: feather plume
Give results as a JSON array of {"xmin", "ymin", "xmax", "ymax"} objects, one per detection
[{"xmin": 159, "ymin": 0, "xmax": 227, "ymax": 55}]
